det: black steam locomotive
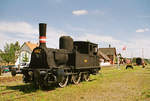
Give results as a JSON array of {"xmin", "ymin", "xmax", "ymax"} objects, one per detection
[{"xmin": 13, "ymin": 23, "xmax": 100, "ymax": 88}]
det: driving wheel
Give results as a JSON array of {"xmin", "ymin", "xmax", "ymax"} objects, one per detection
[{"xmin": 58, "ymin": 75, "xmax": 69, "ymax": 87}]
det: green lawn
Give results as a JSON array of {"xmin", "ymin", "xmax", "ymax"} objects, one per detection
[{"xmin": 0, "ymin": 65, "xmax": 150, "ymax": 101}]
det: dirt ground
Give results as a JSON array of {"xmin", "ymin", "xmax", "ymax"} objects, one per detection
[
  {"xmin": 0, "ymin": 72, "xmax": 22, "ymax": 83},
  {"xmin": 0, "ymin": 72, "xmax": 12, "ymax": 77}
]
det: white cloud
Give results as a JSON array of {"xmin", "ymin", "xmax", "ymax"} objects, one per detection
[
  {"xmin": 72, "ymin": 10, "xmax": 88, "ymax": 16},
  {"xmin": 120, "ymin": 38, "xmax": 150, "ymax": 59},
  {"xmin": 46, "ymin": 27, "xmax": 67, "ymax": 48},
  {"xmin": 136, "ymin": 28, "xmax": 149, "ymax": 32},
  {"xmin": 145, "ymin": 28, "xmax": 149, "ymax": 31},
  {"xmin": 74, "ymin": 33, "xmax": 120, "ymax": 44},
  {"xmin": 136, "ymin": 29, "xmax": 145, "ymax": 32},
  {"xmin": 72, "ymin": 32, "xmax": 150, "ymax": 58},
  {"xmin": 72, "ymin": 9, "xmax": 105, "ymax": 16},
  {"xmin": 0, "ymin": 22, "xmax": 38, "ymax": 34},
  {"xmin": 0, "ymin": 21, "xmax": 150, "ymax": 59},
  {"xmin": 0, "ymin": 21, "xmax": 67, "ymax": 50},
  {"xmin": 0, "ymin": 21, "xmax": 39, "ymax": 49}
]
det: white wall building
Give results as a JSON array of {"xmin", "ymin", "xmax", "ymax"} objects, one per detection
[{"xmin": 15, "ymin": 42, "xmax": 38, "ymax": 68}]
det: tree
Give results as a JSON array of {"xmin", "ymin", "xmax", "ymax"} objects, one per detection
[
  {"xmin": 23, "ymin": 53, "xmax": 29, "ymax": 62},
  {"xmin": 0, "ymin": 41, "xmax": 21, "ymax": 64}
]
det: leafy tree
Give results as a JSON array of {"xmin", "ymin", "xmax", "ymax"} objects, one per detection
[
  {"xmin": 0, "ymin": 41, "xmax": 21, "ymax": 64},
  {"xmin": 23, "ymin": 53, "xmax": 29, "ymax": 62}
]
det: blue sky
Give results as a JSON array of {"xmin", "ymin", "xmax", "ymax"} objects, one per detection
[{"xmin": 0, "ymin": 0, "xmax": 150, "ymax": 58}]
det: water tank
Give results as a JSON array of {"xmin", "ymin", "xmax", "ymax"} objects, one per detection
[{"xmin": 59, "ymin": 36, "xmax": 73, "ymax": 50}]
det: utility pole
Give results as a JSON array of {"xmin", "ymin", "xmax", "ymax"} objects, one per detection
[
  {"xmin": 142, "ymin": 48, "xmax": 144, "ymax": 59},
  {"xmin": 142, "ymin": 48, "xmax": 145, "ymax": 68},
  {"xmin": 117, "ymin": 54, "xmax": 121, "ymax": 70}
]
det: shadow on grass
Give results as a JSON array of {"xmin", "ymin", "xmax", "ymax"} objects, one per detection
[
  {"xmin": 6, "ymin": 84, "xmax": 56, "ymax": 93},
  {"xmin": 142, "ymin": 89, "xmax": 150, "ymax": 98},
  {"xmin": 88, "ymin": 79, "xmax": 96, "ymax": 82}
]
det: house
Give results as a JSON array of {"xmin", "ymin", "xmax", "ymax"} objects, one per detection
[
  {"xmin": 15, "ymin": 42, "xmax": 38, "ymax": 68},
  {"xmin": 98, "ymin": 47, "xmax": 117, "ymax": 65},
  {"xmin": 97, "ymin": 50, "xmax": 111, "ymax": 66}
]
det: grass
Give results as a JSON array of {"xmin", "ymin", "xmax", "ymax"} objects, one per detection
[{"xmin": 0, "ymin": 65, "xmax": 150, "ymax": 101}]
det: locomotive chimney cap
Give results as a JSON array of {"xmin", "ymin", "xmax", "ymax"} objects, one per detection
[{"xmin": 39, "ymin": 23, "xmax": 47, "ymax": 25}]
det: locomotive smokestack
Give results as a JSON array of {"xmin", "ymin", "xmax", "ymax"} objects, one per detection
[{"xmin": 39, "ymin": 23, "xmax": 47, "ymax": 48}]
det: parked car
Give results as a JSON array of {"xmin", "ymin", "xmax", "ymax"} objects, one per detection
[
  {"xmin": 20, "ymin": 62, "xmax": 29, "ymax": 69},
  {"xmin": 2, "ymin": 66, "xmax": 9, "ymax": 73},
  {"xmin": 11, "ymin": 63, "xmax": 29, "ymax": 76},
  {"xmin": 8, "ymin": 65, "xmax": 15, "ymax": 71}
]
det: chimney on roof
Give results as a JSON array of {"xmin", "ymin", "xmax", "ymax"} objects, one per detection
[{"xmin": 109, "ymin": 44, "xmax": 111, "ymax": 48}]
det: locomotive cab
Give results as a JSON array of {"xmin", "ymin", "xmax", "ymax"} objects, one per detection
[
  {"xmin": 74, "ymin": 41, "xmax": 98, "ymax": 55},
  {"xmin": 73, "ymin": 41, "xmax": 100, "ymax": 70}
]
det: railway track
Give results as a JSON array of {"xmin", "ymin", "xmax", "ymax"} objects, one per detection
[
  {"xmin": 1, "ymin": 90, "xmax": 38, "ymax": 101},
  {"xmin": 7, "ymin": 93, "xmax": 36, "ymax": 101},
  {"xmin": 1, "ymin": 89, "xmax": 53, "ymax": 101},
  {"xmin": 0, "ymin": 90, "xmax": 18, "ymax": 95}
]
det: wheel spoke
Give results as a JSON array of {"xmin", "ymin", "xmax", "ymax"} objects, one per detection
[
  {"xmin": 58, "ymin": 75, "xmax": 69, "ymax": 87},
  {"xmin": 83, "ymin": 73, "xmax": 90, "ymax": 81},
  {"xmin": 71, "ymin": 73, "xmax": 81, "ymax": 84}
]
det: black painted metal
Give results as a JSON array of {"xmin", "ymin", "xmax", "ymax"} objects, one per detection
[
  {"xmin": 21, "ymin": 23, "xmax": 101, "ymax": 87},
  {"xmin": 136, "ymin": 57, "xmax": 142, "ymax": 65},
  {"xmin": 59, "ymin": 36, "xmax": 73, "ymax": 50},
  {"xmin": 39, "ymin": 23, "xmax": 47, "ymax": 48}
]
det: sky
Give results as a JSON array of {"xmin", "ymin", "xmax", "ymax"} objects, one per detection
[{"xmin": 0, "ymin": 0, "xmax": 150, "ymax": 58}]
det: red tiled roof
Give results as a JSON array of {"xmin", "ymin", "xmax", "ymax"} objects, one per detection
[{"xmin": 25, "ymin": 42, "xmax": 39, "ymax": 51}]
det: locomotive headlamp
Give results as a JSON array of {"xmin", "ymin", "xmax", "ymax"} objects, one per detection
[
  {"xmin": 34, "ymin": 49, "xmax": 41, "ymax": 53},
  {"xmin": 84, "ymin": 59, "xmax": 88, "ymax": 63}
]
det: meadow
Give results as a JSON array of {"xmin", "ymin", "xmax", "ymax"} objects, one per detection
[{"xmin": 0, "ymin": 65, "xmax": 150, "ymax": 101}]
